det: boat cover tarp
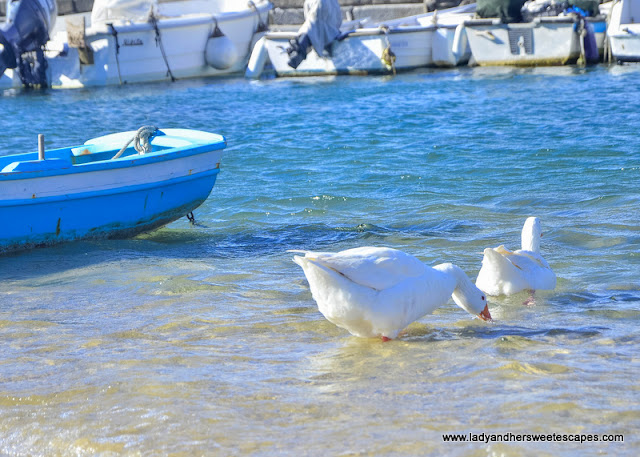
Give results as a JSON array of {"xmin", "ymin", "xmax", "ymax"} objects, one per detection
[
  {"xmin": 521, "ymin": 0, "xmax": 600, "ymax": 21},
  {"xmin": 521, "ymin": 0, "xmax": 567, "ymax": 20},
  {"xmin": 298, "ymin": 0, "xmax": 342, "ymax": 55},
  {"xmin": 476, "ymin": 0, "xmax": 527, "ymax": 22},
  {"xmin": 568, "ymin": 0, "xmax": 600, "ymax": 16},
  {"xmin": 91, "ymin": 0, "xmax": 158, "ymax": 25}
]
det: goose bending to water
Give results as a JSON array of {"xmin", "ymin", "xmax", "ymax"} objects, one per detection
[
  {"xmin": 476, "ymin": 217, "xmax": 556, "ymax": 296},
  {"xmin": 290, "ymin": 246, "xmax": 492, "ymax": 341}
]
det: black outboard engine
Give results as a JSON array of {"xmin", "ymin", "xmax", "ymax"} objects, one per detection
[{"xmin": 0, "ymin": 0, "xmax": 57, "ymax": 87}]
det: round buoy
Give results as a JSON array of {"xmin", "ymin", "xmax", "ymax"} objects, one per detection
[{"xmin": 205, "ymin": 25, "xmax": 239, "ymax": 70}]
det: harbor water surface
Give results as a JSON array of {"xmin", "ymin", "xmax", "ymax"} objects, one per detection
[{"xmin": 1, "ymin": 66, "xmax": 639, "ymax": 456}]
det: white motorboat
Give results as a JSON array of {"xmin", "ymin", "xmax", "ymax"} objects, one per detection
[
  {"xmin": 607, "ymin": 0, "xmax": 640, "ymax": 62},
  {"xmin": 245, "ymin": 1, "xmax": 485, "ymax": 79},
  {"xmin": 246, "ymin": 24, "xmax": 437, "ymax": 78},
  {"xmin": 246, "ymin": 0, "xmax": 445, "ymax": 78},
  {"xmin": 1, "ymin": 0, "xmax": 272, "ymax": 89},
  {"xmin": 463, "ymin": 14, "xmax": 604, "ymax": 66}
]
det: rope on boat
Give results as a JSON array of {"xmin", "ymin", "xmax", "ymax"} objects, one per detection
[
  {"xmin": 245, "ymin": 0, "xmax": 269, "ymax": 64},
  {"xmin": 247, "ymin": 0, "xmax": 268, "ymax": 33},
  {"xmin": 150, "ymin": 14, "xmax": 176, "ymax": 82},
  {"xmin": 379, "ymin": 26, "xmax": 396, "ymax": 75},
  {"xmin": 112, "ymin": 126, "xmax": 159, "ymax": 160},
  {"xmin": 107, "ymin": 23, "xmax": 123, "ymax": 85},
  {"xmin": 577, "ymin": 16, "xmax": 587, "ymax": 66}
]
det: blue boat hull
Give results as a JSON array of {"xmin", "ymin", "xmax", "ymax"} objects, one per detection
[{"xmin": 1, "ymin": 170, "xmax": 218, "ymax": 252}]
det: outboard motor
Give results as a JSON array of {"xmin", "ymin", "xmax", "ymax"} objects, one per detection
[{"xmin": 0, "ymin": 0, "xmax": 57, "ymax": 87}]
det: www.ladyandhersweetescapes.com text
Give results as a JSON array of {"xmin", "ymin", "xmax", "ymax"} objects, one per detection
[{"xmin": 442, "ymin": 432, "xmax": 624, "ymax": 444}]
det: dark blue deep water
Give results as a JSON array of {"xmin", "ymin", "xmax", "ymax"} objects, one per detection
[{"xmin": 0, "ymin": 65, "xmax": 638, "ymax": 456}]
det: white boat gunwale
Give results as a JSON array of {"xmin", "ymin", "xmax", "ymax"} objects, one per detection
[
  {"xmin": 90, "ymin": 13, "xmax": 218, "ymax": 35},
  {"xmin": 88, "ymin": 2, "xmax": 272, "ymax": 36},
  {"xmin": 436, "ymin": 23, "xmax": 463, "ymax": 30},
  {"xmin": 608, "ymin": 24, "xmax": 640, "ymax": 37},
  {"xmin": 265, "ymin": 24, "xmax": 437, "ymax": 42},
  {"xmin": 464, "ymin": 14, "xmax": 606, "ymax": 27},
  {"xmin": 0, "ymin": 131, "xmax": 226, "ymax": 183}
]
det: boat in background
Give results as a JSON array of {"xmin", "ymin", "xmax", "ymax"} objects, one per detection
[
  {"xmin": 0, "ymin": 0, "xmax": 272, "ymax": 89},
  {"xmin": 0, "ymin": 127, "xmax": 226, "ymax": 253},
  {"xmin": 464, "ymin": 15, "xmax": 604, "ymax": 66},
  {"xmin": 369, "ymin": 3, "xmax": 477, "ymax": 67},
  {"xmin": 245, "ymin": 3, "xmax": 480, "ymax": 79},
  {"xmin": 246, "ymin": 24, "xmax": 436, "ymax": 78},
  {"xmin": 607, "ymin": 0, "xmax": 640, "ymax": 62},
  {"xmin": 462, "ymin": 0, "xmax": 605, "ymax": 67}
]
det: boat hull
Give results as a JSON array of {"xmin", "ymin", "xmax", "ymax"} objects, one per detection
[
  {"xmin": 465, "ymin": 16, "xmax": 603, "ymax": 66},
  {"xmin": 609, "ymin": 32, "xmax": 640, "ymax": 62},
  {"xmin": 358, "ymin": 3, "xmax": 475, "ymax": 68},
  {"xmin": 0, "ymin": 128, "xmax": 225, "ymax": 253},
  {"xmin": 608, "ymin": 0, "xmax": 640, "ymax": 62},
  {"xmin": 432, "ymin": 24, "xmax": 471, "ymax": 67},
  {"xmin": 262, "ymin": 26, "xmax": 435, "ymax": 77}
]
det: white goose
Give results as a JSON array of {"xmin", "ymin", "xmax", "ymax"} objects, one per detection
[
  {"xmin": 475, "ymin": 217, "xmax": 556, "ymax": 296},
  {"xmin": 290, "ymin": 246, "xmax": 492, "ymax": 340}
]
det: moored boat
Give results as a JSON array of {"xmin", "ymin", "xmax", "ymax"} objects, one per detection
[
  {"xmin": 246, "ymin": 0, "xmax": 437, "ymax": 78},
  {"xmin": 463, "ymin": 0, "xmax": 604, "ymax": 66},
  {"xmin": 246, "ymin": 24, "xmax": 437, "ymax": 78},
  {"xmin": 0, "ymin": 127, "xmax": 226, "ymax": 253},
  {"xmin": 369, "ymin": 3, "xmax": 477, "ymax": 67},
  {"xmin": 607, "ymin": 0, "xmax": 640, "ymax": 63},
  {"xmin": 464, "ymin": 15, "xmax": 603, "ymax": 66}
]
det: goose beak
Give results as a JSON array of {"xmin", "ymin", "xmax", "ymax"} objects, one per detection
[{"xmin": 478, "ymin": 304, "xmax": 492, "ymax": 322}]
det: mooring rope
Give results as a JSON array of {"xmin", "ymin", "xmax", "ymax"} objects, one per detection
[
  {"xmin": 380, "ymin": 26, "xmax": 396, "ymax": 75},
  {"xmin": 112, "ymin": 126, "xmax": 159, "ymax": 160},
  {"xmin": 150, "ymin": 14, "xmax": 176, "ymax": 82},
  {"xmin": 107, "ymin": 23, "xmax": 123, "ymax": 85},
  {"xmin": 247, "ymin": 0, "xmax": 268, "ymax": 33},
  {"xmin": 577, "ymin": 16, "xmax": 587, "ymax": 66}
]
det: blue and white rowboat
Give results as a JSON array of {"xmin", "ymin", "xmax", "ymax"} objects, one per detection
[{"xmin": 0, "ymin": 127, "xmax": 225, "ymax": 253}]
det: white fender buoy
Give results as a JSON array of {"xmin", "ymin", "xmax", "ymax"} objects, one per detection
[
  {"xmin": 205, "ymin": 23, "xmax": 239, "ymax": 70},
  {"xmin": 451, "ymin": 23, "xmax": 468, "ymax": 65},
  {"xmin": 245, "ymin": 36, "xmax": 268, "ymax": 79}
]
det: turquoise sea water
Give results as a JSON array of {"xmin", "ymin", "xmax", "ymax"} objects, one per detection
[{"xmin": 1, "ymin": 65, "xmax": 639, "ymax": 456}]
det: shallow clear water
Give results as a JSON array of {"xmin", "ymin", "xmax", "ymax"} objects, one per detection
[{"xmin": 1, "ymin": 65, "xmax": 639, "ymax": 456}]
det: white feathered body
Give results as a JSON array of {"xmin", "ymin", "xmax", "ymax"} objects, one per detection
[
  {"xmin": 476, "ymin": 245, "xmax": 556, "ymax": 296},
  {"xmin": 292, "ymin": 247, "xmax": 463, "ymax": 339}
]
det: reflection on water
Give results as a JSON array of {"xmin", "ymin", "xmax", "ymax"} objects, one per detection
[{"xmin": 2, "ymin": 66, "xmax": 640, "ymax": 455}]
